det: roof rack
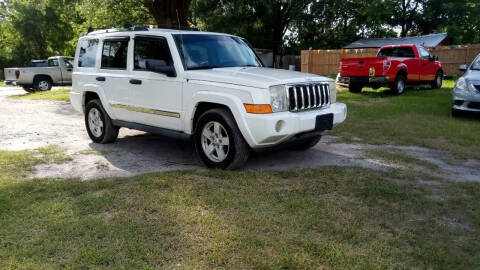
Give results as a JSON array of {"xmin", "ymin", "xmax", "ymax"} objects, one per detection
[{"xmin": 79, "ymin": 22, "xmax": 200, "ymax": 37}]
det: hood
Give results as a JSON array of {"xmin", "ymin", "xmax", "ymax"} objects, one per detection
[{"xmin": 185, "ymin": 67, "xmax": 333, "ymax": 89}]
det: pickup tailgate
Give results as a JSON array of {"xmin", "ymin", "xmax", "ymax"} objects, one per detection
[
  {"xmin": 4, "ymin": 68, "xmax": 18, "ymax": 82},
  {"xmin": 340, "ymin": 57, "xmax": 386, "ymax": 77}
]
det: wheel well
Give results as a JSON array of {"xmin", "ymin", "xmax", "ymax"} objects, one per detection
[
  {"xmin": 192, "ymin": 102, "xmax": 230, "ymax": 133},
  {"xmin": 33, "ymin": 74, "xmax": 52, "ymax": 83},
  {"xmin": 84, "ymin": 92, "xmax": 100, "ymax": 108},
  {"xmin": 437, "ymin": 69, "xmax": 444, "ymax": 75},
  {"xmin": 396, "ymin": 69, "xmax": 407, "ymax": 79}
]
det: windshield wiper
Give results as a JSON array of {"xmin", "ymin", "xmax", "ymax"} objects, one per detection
[{"xmin": 188, "ymin": 65, "xmax": 221, "ymax": 70}]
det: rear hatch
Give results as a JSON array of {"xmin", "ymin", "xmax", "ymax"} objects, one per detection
[
  {"xmin": 4, "ymin": 68, "xmax": 19, "ymax": 82},
  {"xmin": 340, "ymin": 57, "xmax": 386, "ymax": 77}
]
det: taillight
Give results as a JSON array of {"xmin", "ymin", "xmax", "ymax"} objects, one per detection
[
  {"xmin": 15, "ymin": 70, "xmax": 20, "ymax": 79},
  {"xmin": 383, "ymin": 60, "xmax": 391, "ymax": 71}
]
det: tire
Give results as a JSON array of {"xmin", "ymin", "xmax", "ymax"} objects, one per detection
[
  {"xmin": 431, "ymin": 71, "xmax": 443, "ymax": 89},
  {"xmin": 291, "ymin": 135, "xmax": 322, "ymax": 151},
  {"xmin": 348, "ymin": 83, "xmax": 362, "ymax": 93},
  {"xmin": 194, "ymin": 108, "xmax": 250, "ymax": 169},
  {"xmin": 22, "ymin": 86, "xmax": 35, "ymax": 93},
  {"xmin": 33, "ymin": 76, "xmax": 52, "ymax": 91},
  {"xmin": 85, "ymin": 99, "xmax": 119, "ymax": 144},
  {"xmin": 391, "ymin": 74, "xmax": 406, "ymax": 95}
]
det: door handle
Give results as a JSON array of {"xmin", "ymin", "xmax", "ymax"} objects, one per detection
[
  {"xmin": 96, "ymin": 77, "xmax": 106, "ymax": 81},
  {"xmin": 130, "ymin": 79, "xmax": 142, "ymax": 85},
  {"xmin": 422, "ymin": 62, "xmax": 427, "ymax": 65},
  {"xmin": 66, "ymin": 68, "xmax": 73, "ymax": 72}
]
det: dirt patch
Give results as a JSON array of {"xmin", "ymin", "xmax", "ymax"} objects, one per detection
[{"xmin": 1, "ymin": 87, "xmax": 479, "ymax": 181}]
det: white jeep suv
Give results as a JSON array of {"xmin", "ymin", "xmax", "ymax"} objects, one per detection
[{"xmin": 70, "ymin": 28, "xmax": 347, "ymax": 169}]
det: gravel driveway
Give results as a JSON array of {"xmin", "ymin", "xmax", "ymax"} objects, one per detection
[{"xmin": 1, "ymin": 87, "xmax": 479, "ymax": 181}]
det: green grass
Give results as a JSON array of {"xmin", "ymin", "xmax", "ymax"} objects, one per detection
[
  {"xmin": 0, "ymin": 81, "xmax": 5, "ymax": 87},
  {"xmin": 331, "ymin": 80, "xmax": 480, "ymax": 159},
  {"xmin": 11, "ymin": 88, "xmax": 71, "ymax": 101},
  {"xmin": 0, "ymin": 148, "xmax": 479, "ymax": 269}
]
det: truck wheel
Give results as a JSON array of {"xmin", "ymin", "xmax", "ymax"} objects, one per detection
[
  {"xmin": 291, "ymin": 135, "xmax": 322, "ymax": 151},
  {"xmin": 431, "ymin": 71, "xmax": 443, "ymax": 89},
  {"xmin": 348, "ymin": 83, "xmax": 363, "ymax": 93},
  {"xmin": 194, "ymin": 108, "xmax": 250, "ymax": 169},
  {"xmin": 85, "ymin": 99, "xmax": 119, "ymax": 144},
  {"xmin": 391, "ymin": 74, "xmax": 406, "ymax": 95},
  {"xmin": 33, "ymin": 76, "xmax": 52, "ymax": 91},
  {"xmin": 22, "ymin": 86, "xmax": 35, "ymax": 93}
]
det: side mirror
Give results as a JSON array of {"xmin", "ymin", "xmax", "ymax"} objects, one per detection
[
  {"xmin": 459, "ymin": 64, "xmax": 468, "ymax": 72},
  {"xmin": 146, "ymin": 60, "xmax": 177, "ymax": 77},
  {"xmin": 435, "ymin": 55, "xmax": 439, "ymax": 61}
]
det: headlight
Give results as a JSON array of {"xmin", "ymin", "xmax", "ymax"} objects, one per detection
[
  {"xmin": 269, "ymin": 85, "xmax": 288, "ymax": 112},
  {"xmin": 328, "ymin": 81, "xmax": 337, "ymax": 103},
  {"xmin": 455, "ymin": 77, "xmax": 468, "ymax": 91},
  {"xmin": 455, "ymin": 77, "xmax": 477, "ymax": 92}
]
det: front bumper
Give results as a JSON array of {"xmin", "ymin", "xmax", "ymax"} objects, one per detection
[
  {"xmin": 452, "ymin": 88, "xmax": 480, "ymax": 112},
  {"xmin": 242, "ymin": 103, "xmax": 347, "ymax": 149}
]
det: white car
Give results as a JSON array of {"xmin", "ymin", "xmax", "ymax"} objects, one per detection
[
  {"xmin": 452, "ymin": 55, "xmax": 480, "ymax": 116},
  {"xmin": 4, "ymin": 56, "xmax": 74, "ymax": 92},
  {"xmin": 70, "ymin": 27, "xmax": 347, "ymax": 169}
]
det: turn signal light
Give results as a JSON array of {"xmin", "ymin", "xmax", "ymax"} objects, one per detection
[
  {"xmin": 15, "ymin": 70, "xmax": 20, "ymax": 79},
  {"xmin": 244, "ymin": 104, "xmax": 273, "ymax": 114}
]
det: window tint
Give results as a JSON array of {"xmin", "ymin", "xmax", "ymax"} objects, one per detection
[
  {"xmin": 64, "ymin": 58, "xmax": 74, "ymax": 69},
  {"xmin": 29, "ymin": 61, "xmax": 47, "ymax": 67},
  {"xmin": 78, "ymin": 39, "xmax": 99, "ymax": 68},
  {"xmin": 471, "ymin": 56, "xmax": 480, "ymax": 70},
  {"xmin": 101, "ymin": 39, "xmax": 129, "ymax": 69},
  {"xmin": 418, "ymin": 47, "xmax": 431, "ymax": 60},
  {"xmin": 378, "ymin": 47, "xmax": 415, "ymax": 58},
  {"xmin": 48, "ymin": 59, "xmax": 59, "ymax": 67},
  {"xmin": 134, "ymin": 37, "xmax": 172, "ymax": 70}
]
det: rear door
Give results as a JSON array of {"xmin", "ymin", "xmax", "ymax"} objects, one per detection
[
  {"xmin": 98, "ymin": 37, "xmax": 133, "ymax": 122},
  {"xmin": 396, "ymin": 47, "xmax": 420, "ymax": 82}
]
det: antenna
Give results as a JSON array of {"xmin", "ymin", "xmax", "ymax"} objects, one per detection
[{"xmin": 176, "ymin": 9, "xmax": 181, "ymax": 30}]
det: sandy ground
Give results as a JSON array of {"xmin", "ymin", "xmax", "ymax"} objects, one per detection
[{"xmin": 1, "ymin": 87, "xmax": 479, "ymax": 181}]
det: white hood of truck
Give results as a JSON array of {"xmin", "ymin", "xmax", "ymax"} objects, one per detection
[{"xmin": 185, "ymin": 67, "xmax": 333, "ymax": 89}]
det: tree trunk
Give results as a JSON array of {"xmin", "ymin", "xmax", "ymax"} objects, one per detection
[{"xmin": 143, "ymin": 0, "xmax": 191, "ymax": 28}]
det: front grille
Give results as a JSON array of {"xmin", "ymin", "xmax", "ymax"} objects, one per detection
[{"xmin": 287, "ymin": 83, "xmax": 330, "ymax": 112}]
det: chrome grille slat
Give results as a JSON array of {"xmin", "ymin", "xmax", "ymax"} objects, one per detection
[{"xmin": 287, "ymin": 83, "xmax": 330, "ymax": 112}]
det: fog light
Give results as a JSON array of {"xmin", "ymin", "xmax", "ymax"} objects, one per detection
[{"xmin": 275, "ymin": 120, "xmax": 284, "ymax": 132}]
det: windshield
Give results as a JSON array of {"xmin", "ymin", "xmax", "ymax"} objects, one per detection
[
  {"xmin": 471, "ymin": 56, "xmax": 480, "ymax": 70},
  {"xmin": 173, "ymin": 34, "xmax": 263, "ymax": 70}
]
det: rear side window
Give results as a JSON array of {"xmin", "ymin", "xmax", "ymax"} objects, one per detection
[
  {"xmin": 378, "ymin": 47, "xmax": 415, "ymax": 58},
  {"xmin": 78, "ymin": 39, "xmax": 99, "ymax": 68},
  {"xmin": 134, "ymin": 37, "xmax": 173, "ymax": 70},
  {"xmin": 48, "ymin": 59, "xmax": 59, "ymax": 67},
  {"xmin": 101, "ymin": 39, "xmax": 129, "ymax": 70}
]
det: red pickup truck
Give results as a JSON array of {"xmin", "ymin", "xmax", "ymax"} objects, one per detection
[{"xmin": 338, "ymin": 44, "xmax": 443, "ymax": 94}]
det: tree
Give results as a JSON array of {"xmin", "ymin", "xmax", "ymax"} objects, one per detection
[
  {"xmin": 143, "ymin": 0, "xmax": 191, "ymax": 28},
  {"xmin": 193, "ymin": 0, "xmax": 310, "ymax": 66}
]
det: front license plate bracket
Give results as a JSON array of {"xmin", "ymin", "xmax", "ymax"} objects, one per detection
[{"xmin": 315, "ymin": 114, "xmax": 334, "ymax": 132}]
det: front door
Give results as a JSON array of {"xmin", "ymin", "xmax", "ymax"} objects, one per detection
[
  {"xmin": 418, "ymin": 47, "xmax": 436, "ymax": 81},
  {"xmin": 126, "ymin": 35, "xmax": 183, "ymax": 131}
]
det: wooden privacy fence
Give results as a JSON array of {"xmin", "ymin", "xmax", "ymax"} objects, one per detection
[{"xmin": 301, "ymin": 44, "xmax": 480, "ymax": 76}]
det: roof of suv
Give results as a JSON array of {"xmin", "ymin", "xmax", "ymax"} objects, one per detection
[{"xmin": 84, "ymin": 28, "xmax": 234, "ymax": 38}]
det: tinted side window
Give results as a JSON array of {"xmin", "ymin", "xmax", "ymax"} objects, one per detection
[
  {"xmin": 102, "ymin": 39, "xmax": 129, "ymax": 69},
  {"xmin": 418, "ymin": 47, "xmax": 431, "ymax": 60},
  {"xmin": 397, "ymin": 47, "xmax": 415, "ymax": 58},
  {"xmin": 134, "ymin": 37, "xmax": 172, "ymax": 70},
  {"xmin": 78, "ymin": 39, "xmax": 99, "ymax": 68},
  {"xmin": 48, "ymin": 59, "xmax": 59, "ymax": 67}
]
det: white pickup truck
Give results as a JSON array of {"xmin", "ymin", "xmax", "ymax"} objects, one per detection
[
  {"xmin": 70, "ymin": 28, "xmax": 347, "ymax": 169},
  {"xmin": 4, "ymin": 56, "xmax": 74, "ymax": 92}
]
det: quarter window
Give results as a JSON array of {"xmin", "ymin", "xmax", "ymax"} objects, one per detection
[
  {"xmin": 101, "ymin": 39, "xmax": 129, "ymax": 70},
  {"xmin": 134, "ymin": 37, "xmax": 173, "ymax": 71},
  {"xmin": 78, "ymin": 39, "xmax": 99, "ymax": 68}
]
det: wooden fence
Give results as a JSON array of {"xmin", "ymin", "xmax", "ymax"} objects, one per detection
[{"xmin": 301, "ymin": 44, "xmax": 480, "ymax": 76}]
